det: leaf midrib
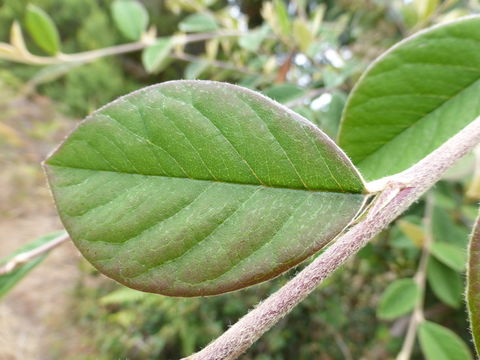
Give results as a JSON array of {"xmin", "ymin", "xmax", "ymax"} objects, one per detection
[
  {"xmin": 45, "ymin": 164, "xmax": 365, "ymax": 194},
  {"xmin": 357, "ymin": 76, "xmax": 480, "ymax": 166}
]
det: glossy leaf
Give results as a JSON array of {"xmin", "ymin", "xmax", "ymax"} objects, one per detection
[
  {"xmin": 427, "ymin": 257, "xmax": 463, "ymax": 308},
  {"xmin": 467, "ymin": 213, "xmax": 480, "ymax": 356},
  {"xmin": 179, "ymin": 14, "xmax": 218, "ymax": 33},
  {"xmin": 111, "ymin": 0, "xmax": 149, "ymax": 41},
  {"xmin": 142, "ymin": 37, "xmax": 173, "ymax": 74},
  {"xmin": 338, "ymin": 16, "xmax": 480, "ymax": 181},
  {"xmin": 430, "ymin": 242, "xmax": 466, "ymax": 272},
  {"xmin": 10, "ymin": 21, "xmax": 28, "ymax": 55},
  {"xmin": 44, "ymin": 80, "xmax": 366, "ymax": 297},
  {"xmin": 25, "ymin": 4, "xmax": 60, "ymax": 55},
  {"xmin": 418, "ymin": 321, "xmax": 473, "ymax": 360},
  {"xmin": 377, "ymin": 278, "xmax": 419, "ymax": 320},
  {"xmin": 0, "ymin": 231, "xmax": 66, "ymax": 298}
]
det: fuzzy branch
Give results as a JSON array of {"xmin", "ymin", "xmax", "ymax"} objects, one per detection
[{"xmin": 186, "ymin": 116, "xmax": 480, "ymax": 360}]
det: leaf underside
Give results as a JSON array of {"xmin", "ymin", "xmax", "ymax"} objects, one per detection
[
  {"xmin": 338, "ymin": 16, "xmax": 480, "ymax": 181},
  {"xmin": 45, "ymin": 81, "xmax": 365, "ymax": 297},
  {"xmin": 467, "ymin": 213, "xmax": 480, "ymax": 356}
]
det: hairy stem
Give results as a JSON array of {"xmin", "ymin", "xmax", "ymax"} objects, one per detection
[
  {"xmin": 0, "ymin": 232, "xmax": 69, "ymax": 275},
  {"xmin": 396, "ymin": 194, "xmax": 434, "ymax": 360},
  {"xmin": 186, "ymin": 116, "xmax": 480, "ymax": 360}
]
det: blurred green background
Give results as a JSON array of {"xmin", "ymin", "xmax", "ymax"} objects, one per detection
[{"xmin": 0, "ymin": 0, "xmax": 479, "ymax": 359}]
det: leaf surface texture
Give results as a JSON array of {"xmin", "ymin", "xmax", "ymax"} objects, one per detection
[
  {"xmin": 45, "ymin": 81, "xmax": 365, "ymax": 296},
  {"xmin": 338, "ymin": 16, "xmax": 480, "ymax": 180}
]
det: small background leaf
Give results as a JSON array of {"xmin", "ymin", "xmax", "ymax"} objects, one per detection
[
  {"xmin": 467, "ymin": 213, "xmax": 480, "ymax": 356},
  {"xmin": 111, "ymin": 0, "xmax": 149, "ymax": 41},
  {"xmin": 263, "ymin": 83, "xmax": 305, "ymax": 104},
  {"xmin": 25, "ymin": 4, "xmax": 60, "ymax": 55},
  {"xmin": 397, "ymin": 219, "xmax": 424, "ymax": 247},
  {"xmin": 427, "ymin": 257, "xmax": 463, "ymax": 308},
  {"xmin": 418, "ymin": 321, "xmax": 473, "ymax": 360},
  {"xmin": 293, "ymin": 19, "xmax": 313, "ymax": 53},
  {"xmin": 10, "ymin": 21, "xmax": 29, "ymax": 56},
  {"xmin": 273, "ymin": 0, "xmax": 291, "ymax": 37},
  {"xmin": 430, "ymin": 242, "xmax": 466, "ymax": 272},
  {"xmin": 142, "ymin": 37, "xmax": 173, "ymax": 74},
  {"xmin": 179, "ymin": 13, "xmax": 218, "ymax": 33},
  {"xmin": 184, "ymin": 60, "xmax": 208, "ymax": 80},
  {"xmin": 238, "ymin": 25, "xmax": 269, "ymax": 52},
  {"xmin": 0, "ymin": 231, "xmax": 66, "ymax": 298},
  {"xmin": 377, "ymin": 278, "xmax": 419, "ymax": 320},
  {"xmin": 319, "ymin": 91, "xmax": 347, "ymax": 139},
  {"xmin": 100, "ymin": 287, "xmax": 149, "ymax": 305},
  {"xmin": 432, "ymin": 206, "xmax": 469, "ymax": 247}
]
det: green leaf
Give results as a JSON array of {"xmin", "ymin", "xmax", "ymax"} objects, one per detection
[
  {"xmin": 238, "ymin": 26, "xmax": 269, "ymax": 52},
  {"xmin": 25, "ymin": 4, "xmax": 60, "ymax": 55},
  {"xmin": 111, "ymin": 0, "xmax": 149, "ymax": 41},
  {"xmin": 397, "ymin": 219, "xmax": 424, "ymax": 247},
  {"xmin": 179, "ymin": 13, "xmax": 218, "ymax": 33},
  {"xmin": 377, "ymin": 278, "xmax": 419, "ymax": 320},
  {"xmin": 184, "ymin": 60, "xmax": 208, "ymax": 80},
  {"xmin": 467, "ymin": 213, "xmax": 480, "ymax": 356},
  {"xmin": 414, "ymin": 0, "xmax": 439, "ymax": 21},
  {"xmin": 0, "ymin": 231, "xmax": 66, "ymax": 298},
  {"xmin": 273, "ymin": 0, "xmax": 291, "ymax": 37},
  {"xmin": 293, "ymin": 19, "xmax": 313, "ymax": 53},
  {"xmin": 320, "ymin": 91, "xmax": 347, "ymax": 139},
  {"xmin": 432, "ymin": 206, "xmax": 469, "ymax": 248},
  {"xmin": 430, "ymin": 242, "xmax": 466, "ymax": 272},
  {"xmin": 427, "ymin": 257, "xmax": 463, "ymax": 308},
  {"xmin": 418, "ymin": 321, "xmax": 473, "ymax": 360},
  {"xmin": 338, "ymin": 16, "xmax": 480, "ymax": 181},
  {"xmin": 142, "ymin": 37, "xmax": 173, "ymax": 74},
  {"xmin": 100, "ymin": 287, "xmax": 149, "ymax": 305},
  {"xmin": 44, "ymin": 80, "xmax": 366, "ymax": 297},
  {"xmin": 263, "ymin": 84, "xmax": 305, "ymax": 104},
  {"xmin": 400, "ymin": 2, "xmax": 419, "ymax": 29}
]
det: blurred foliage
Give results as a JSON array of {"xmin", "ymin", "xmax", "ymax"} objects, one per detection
[
  {"xmin": 1, "ymin": 0, "xmax": 480, "ymax": 358},
  {"xmin": 2, "ymin": 0, "xmax": 466, "ymax": 117}
]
